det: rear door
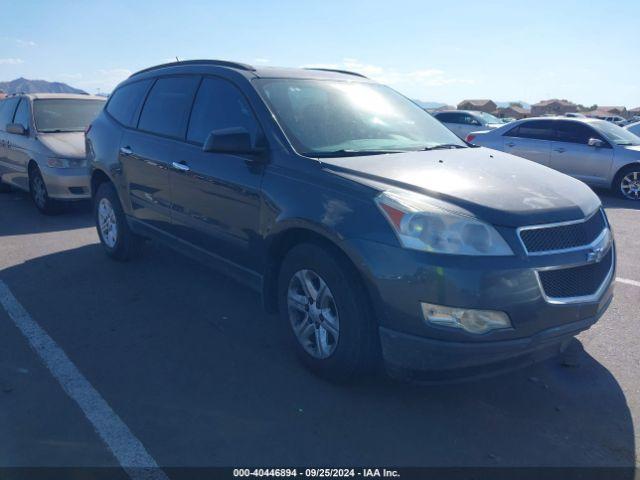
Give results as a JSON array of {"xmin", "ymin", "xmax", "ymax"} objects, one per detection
[
  {"xmin": 501, "ymin": 119, "xmax": 554, "ymax": 166},
  {"xmin": 116, "ymin": 76, "xmax": 199, "ymax": 231},
  {"xmin": 550, "ymin": 120, "xmax": 613, "ymax": 185},
  {"xmin": 0, "ymin": 97, "xmax": 20, "ymax": 179},
  {"xmin": 5, "ymin": 97, "xmax": 32, "ymax": 190},
  {"xmin": 168, "ymin": 76, "xmax": 265, "ymax": 270}
]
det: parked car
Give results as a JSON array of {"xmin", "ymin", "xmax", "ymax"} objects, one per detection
[
  {"xmin": 468, "ymin": 117, "xmax": 640, "ymax": 200},
  {"xmin": 433, "ymin": 110, "xmax": 503, "ymax": 139},
  {"xmin": 0, "ymin": 93, "xmax": 106, "ymax": 212},
  {"xmin": 596, "ymin": 115, "xmax": 626, "ymax": 126},
  {"xmin": 87, "ymin": 60, "xmax": 614, "ymax": 381},
  {"xmin": 565, "ymin": 112, "xmax": 586, "ymax": 118},
  {"xmin": 624, "ymin": 121, "xmax": 640, "ymax": 137}
]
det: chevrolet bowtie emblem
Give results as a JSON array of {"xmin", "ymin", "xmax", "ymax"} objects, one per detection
[{"xmin": 587, "ymin": 246, "xmax": 607, "ymax": 263}]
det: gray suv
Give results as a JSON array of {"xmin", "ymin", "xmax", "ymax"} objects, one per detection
[
  {"xmin": 0, "ymin": 93, "xmax": 106, "ymax": 213},
  {"xmin": 86, "ymin": 60, "xmax": 615, "ymax": 382}
]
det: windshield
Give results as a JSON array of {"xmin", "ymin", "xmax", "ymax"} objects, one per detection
[
  {"xmin": 478, "ymin": 112, "xmax": 503, "ymax": 124},
  {"xmin": 255, "ymin": 79, "xmax": 466, "ymax": 156},
  {"xmin": 591, "ymin": 119, "xmax": 640, "ymax": 146},
  {"xmin": 34, "ymin": 99, "xmax": 106, "ymax": 133}
]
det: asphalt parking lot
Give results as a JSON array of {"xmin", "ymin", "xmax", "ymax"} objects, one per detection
[{"xmin": 0, "ymin": 188, "xmax": 638, "ymax": 476}]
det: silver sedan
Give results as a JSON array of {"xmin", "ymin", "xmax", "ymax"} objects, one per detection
[{"xmin": 468, "ymin": 117, "xmax": 640, "ymax": 200}]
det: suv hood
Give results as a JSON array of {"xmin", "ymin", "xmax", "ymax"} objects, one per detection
[
  {"xmin": 37, "ymin": 132, "xmax": 86, "ymax": 159},
  {"xmin": 320, "ymin": 147, "xmax": 601, "ymax": 227}
]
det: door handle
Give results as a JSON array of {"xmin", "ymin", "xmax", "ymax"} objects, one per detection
[
  {"xmin": 506, "ymin": 142, "xmax": 515, "ymax": 147},
  {"xmin": 119, "ymin": 146, "xmax": 133, "ymax": 156},
  {"xmin": 554, "ymin": 147, "xmax": 566, "ymax": 153},
  {"xmin": 172, "ymin": 161, "xmax": 190, "ymax": 172}
]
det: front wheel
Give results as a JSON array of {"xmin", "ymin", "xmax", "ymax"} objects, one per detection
[
  {"xmin": 29, "ymin": 167, "xmax": 57, "ymax": 214},
  {"xmin": 94, "ymin": 182, "xmax": 144, "ymax": 261},
  {"xmin": 613, "ymin": 165, "xmax": 640, "ymax": 200},
  {"xmin": 278, "ymin": 243, "xmax": 379, "ymax": 382}
]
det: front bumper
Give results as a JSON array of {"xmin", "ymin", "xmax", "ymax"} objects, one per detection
[
  {"xmin": 40, "ymin": 165, "xmax": 91, "ymax": 200},
  {"xmin": 343, "ymin": 237, "xmax": 615, "ymax": 376}
]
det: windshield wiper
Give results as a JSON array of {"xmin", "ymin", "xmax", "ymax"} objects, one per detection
[
  {"xmin": 304, "ymin": 149, "xmax": 407, "ymax": 158},
  {"xmin": 421, "ymin": 144, "xmax": 467, "ymax": 151}
]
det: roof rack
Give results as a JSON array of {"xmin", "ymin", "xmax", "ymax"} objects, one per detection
[
  {"xmin": 304, "ymin": 68, "xmax": 368, "ymax": 79},
  {"xmin": 129, "ymin": 59, "xmax": 256, "ymax": 78}
]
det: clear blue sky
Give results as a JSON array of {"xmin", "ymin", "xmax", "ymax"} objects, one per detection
[{"xmin": 1, "ymin": 0, "xmax": 638, "ymax": 107}]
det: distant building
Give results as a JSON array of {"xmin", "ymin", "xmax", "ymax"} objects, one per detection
[
  {"xmin": 457, "ymin": 99, "xmax": 497, "ymax": 113},
  {"xmin": 495, "ymin": 103, "xmax": 530, "ymax": 119},
  {"xmin": 587, "ymin": 106, "xmax": 629, "ymax": 119},
  {"xmin": 531, "ymin": 99, "xmax": 577, "ymax": 116},
  {"xmin": 428, "ymin": 104, "xmax": 456, "ymax": 113},
  {"xmin": 630, "ymin": 107, "xmax": 640, "ymax": 119}
]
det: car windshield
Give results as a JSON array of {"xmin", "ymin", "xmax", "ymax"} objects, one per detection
[
  {"xmin": 478, "ymin": 112, "xmax": 502, "ymax": 124},
  {"xmin": 34, "ymin": 99, "xmax": 106, "ymax": 133},
  {"xmin": 255, "ymin": 79, "xmax": 466, "ymax": 156},
  {"xmin": 591, "ymin": 119, "xmax": 640, "ymax": 146}
]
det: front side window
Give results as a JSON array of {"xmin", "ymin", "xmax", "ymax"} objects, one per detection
[
  {"xmin": 505, "ymin": 120, "xmax": 554, "ymax": 141},
  {"xmin": 462, "ymin": 114, "xmax": 481, "ymax": 126},
  {"xmin": 187, "ymin": 77, "xmax": 259, "ymax": 145},
  {"xmin": 255, "ymin": 79, "xmax": 465, "ymax": 155},
  {"xmin": 138, "ymin": 76, "xmax": 200, "ymax": 138},
  {"xmin": 106, "ymin": 80, "xmax": 152, "ymax": 127},
  {"xmin": 13, "ymin": 98, "xmax": 31, "ymax": 129},
  {"xmin": 0, "ymin": 98, "xmax": 20, "ymax": 130},
  {"xmin": 555, "ymin": 121, "xmax": 601, "ymax": 145},
  {"xmin": 34, "ymin": 99, "xmax": 106, "ymax": 133}
]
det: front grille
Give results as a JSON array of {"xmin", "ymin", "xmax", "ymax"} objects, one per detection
[
  {"xmin": 538, "ymin": 247, "xmax": 613, "ymax": 299},
  {"xmin": 520, "ymin": 210, "xmax": 606, "ymax": 254}
]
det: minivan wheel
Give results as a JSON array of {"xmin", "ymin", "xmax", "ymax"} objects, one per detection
[
  {"xmin": 29, "ymin": 167, "xmax": 57, "ymax": 214},
  {"xmin": 278, "ymin": 243, "xmax": 379, "ymax": 381},
  {"xmin": 614, "ymin": 166, "xmax": 640, "ymax": 200},
  {"xmin": 94, "ymin": 182, "xmax": 144, "ymax": 261}
]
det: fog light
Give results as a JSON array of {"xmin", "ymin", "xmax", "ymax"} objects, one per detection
[{"xmin": 421, "ymin": 302, "xmax": 511, "ymax": 334}]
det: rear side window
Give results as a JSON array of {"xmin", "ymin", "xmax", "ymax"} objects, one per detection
[
  {"xmin": 13, "ymin": 98, "xmax": 31, "ymax": 129},
  {"xmin": 435, "ymin": 112, "xmax": 455, "ymax": 122},
  {"xmin": 0, "ymin": 97, "xmax": 20, "ymax": 130},
  {"xmin": 556, "ymin": 121, "xmax": 601, "ymax": 144},
  {"xmin": 187, "ymin": 77, "xmax": 259, "ymax": 145},
  {"xmin": 505, "ymin": 120, "xmax": 554, "ymax": 140},
  {"xmin": 106, "ymin": 80, "xmax": 151, "ymax": 127},
  {"xmin": 138, "ymin": 76, "xmax": 200, "ymax": 139}
]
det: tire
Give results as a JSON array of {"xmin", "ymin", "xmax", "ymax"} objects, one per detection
[
  {"xmin": 0, "ymin": 177, "xmax": 12, "ymax": 193},
  {"xmin": 277, "ymin": 243, "xmax": 379, "ymax": 382},
  {"xmin": 29, "ymin": 167, "xmax": 58, "ymax": 214},
  {"xmin": 94, "ymin": 182, "xmax": 144, "ymax": 261},
  {"xmin": 613, "ymin": 165, "xmax": 640, "ymax": 200}
]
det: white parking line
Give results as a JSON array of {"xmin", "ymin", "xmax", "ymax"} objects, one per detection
[
  {"xmin": 617, "ymin": 277, "xmax": 640, "ymax": 288},
  {"xmin": 0, "ymin": 280, "xmax": 168, "ymax": 480}
]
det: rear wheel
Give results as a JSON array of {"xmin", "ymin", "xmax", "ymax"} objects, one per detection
[
  {"xmin": 278, "ymin": 243, "xmax": 379, "ymax": 382},
  {"xmin": 29, "ymin": 167, "xmax": 57, "ymax": 214},
  {"xmin": 613, "ymin": 165, "xmax": 640, "ymax": 200},
  {"xmin": 94, "ymin": 182, "xmax": 144, "ymax": 261}
]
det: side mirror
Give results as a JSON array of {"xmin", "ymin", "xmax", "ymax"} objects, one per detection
[
  {"xmin": 202, "ymin": 127, "xmax": 263, "ymax": 155},
  {"xmin": 6, "ymin": 123, "xmax": 27, "ymax": 135},
  {"xmin": 588, "ymin": 138, "xmax": 605, "ymax": 148}
]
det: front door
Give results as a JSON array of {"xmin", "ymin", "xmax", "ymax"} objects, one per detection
[
  {"xmin": 168, "ymin": 76, "xmax": 265, "ymax": 270},
  {"xmin": 550, "ymin": 120, "xmax": 614, "ymax": 186},
  {"xmin": 5, "ymin": 98, "xmax": 33, "ymax": 190}
]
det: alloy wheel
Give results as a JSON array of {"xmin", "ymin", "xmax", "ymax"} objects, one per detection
[
  {"xmin": 31, "ymin": 174, "xmax": 47, "ymax": 208},
  {"xmin": 287, "ymin": 269, "xmax": 340, "ymax": 359},
  {"xmin": 621, "ymin": 171, "xmax": 640, "ymax": 200},
  {"xmin": 98, "ymin": 198, "xmax": 118, "ymax": 248}
]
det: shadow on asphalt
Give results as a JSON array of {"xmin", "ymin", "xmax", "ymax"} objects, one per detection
[
  {"xmin": 596, "ymin": 189, "xmax": 640, "ymax": 211},
  {"xmin": 0, "ymin": 241, "xmax": 635, "ymax": 470},
  {"xmin": 0, "ymin": 190, "xmax": 93, "ymax": 237}
]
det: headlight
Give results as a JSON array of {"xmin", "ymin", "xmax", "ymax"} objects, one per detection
[
  {"xmin": 47, "ymin": 157, "xmax": 85, "ymax": 168},
  {"xmin": 375, "ymin": 190, "xmax": 513, "ymax": 256},
  {"xmin": 421, "ymin": 302, "xmax": 511, "ymax": 334}
]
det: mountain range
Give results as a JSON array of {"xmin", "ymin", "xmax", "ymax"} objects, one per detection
[{"xmin": 0, "ymin": 78, "xmax": 86, "ymax": 95}]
